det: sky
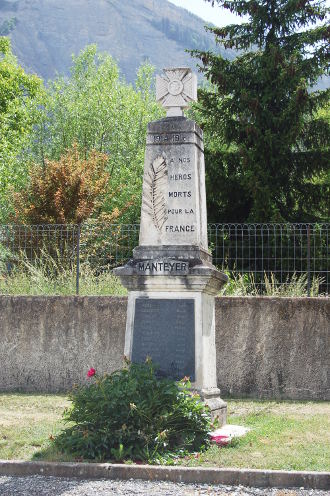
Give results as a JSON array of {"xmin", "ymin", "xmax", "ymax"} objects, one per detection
[
  {"xmin": 168, "ymin": 0, "xmax": 245, "ymax": 27},
  {"xmin": 169, "ymin": 0, "xmax": 330, "ymax": 26}
]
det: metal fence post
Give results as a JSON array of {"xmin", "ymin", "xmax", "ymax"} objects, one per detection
[
  {"xmin": 307, "ymin": 224, "xmax": 311, "ymax": 297},
  {"xmin": 76, "ymin": 224, "xmax": 80, "ymax": 296}
]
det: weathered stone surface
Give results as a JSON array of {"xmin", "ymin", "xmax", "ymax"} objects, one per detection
[
  {"xmin": 114, "ymin": 259, "xmax": 227, "ymax": 294},
  {"xmin": 139, "ymin": 117, "xmax": 207, "ymax": 249},
  {"xmin": 156, "ymin": 68, "xmax": 197, "ymax": 117},
  {"xmin": 114, "ymin": 106, "xmax": 227, "ymax": 421},
  {"xmin": 0, "ymin": 296, "xmax": 126, "ymax": 392},
  {"xmin": 200, "ymin": 388, "xmax": 227, "ymax": 424},
  {"xmin": 124, "ymin": 290, "xmax": 220, "ymax": 397},
  {"xmin": 1, "ymin": 460, "xmax": 329, "ymax": 490},
  {"xmin": 133, "ymin": 245, "xmax": 212, "ymax": 263},
  {"xmin": 0, "ymin": 296, "xmax": 328, "ymax": 399},
  {"xmin": 215, "ymin": 297, "xmax": 330, "ymax": 400}
]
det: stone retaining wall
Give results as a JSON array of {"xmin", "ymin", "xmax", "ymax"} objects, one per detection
[
  {"xmin": 215, "ymin": 297, "xmax": 329, "ymax": 400},
  {"xmin": 0, "ymin": 296, "xmax": 328, "ymax": 399}
]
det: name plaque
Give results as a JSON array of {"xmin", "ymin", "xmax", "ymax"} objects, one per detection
[
  {"xmin": 137, "ymin": 259, "xmax": 189, "ymax": 275},
  {"xmin": 131, "ymin": 298, "xmax": 195, "ymax": 381}
]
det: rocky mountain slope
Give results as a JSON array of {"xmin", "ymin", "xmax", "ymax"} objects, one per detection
[{"xmin": 0, "ymin": 0, "xmax": 231, "ymax": 82}]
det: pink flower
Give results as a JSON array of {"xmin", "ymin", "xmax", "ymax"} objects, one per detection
[
  {"xmin": 210, "ymin": 434, "xmax": 229, "ymax": 446},
  {"xmin": 87, "ymin": 367, "xmax": 96, "ymax": 378}
]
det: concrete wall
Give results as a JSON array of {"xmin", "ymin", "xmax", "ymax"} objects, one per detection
[
  {"xmin": 0, "ymin": 297, "xmax": 126, "ymax": 393},
  {"xmin": 0, "ymin": 296, "xmax": 329, "ymax": 399},
  {"xmin": 215, "ymin": 297, "xmax": 329, "ymax": 400}
]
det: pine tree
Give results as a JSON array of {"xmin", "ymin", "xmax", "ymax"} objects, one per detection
[{"xmin": 192, "ymin": 0, "xmax": 329, "ymax": 222}]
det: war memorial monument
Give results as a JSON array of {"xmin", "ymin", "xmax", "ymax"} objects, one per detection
[{"xmin": 115, "ymin": 67, "xmax": 228, "ymax": 424}]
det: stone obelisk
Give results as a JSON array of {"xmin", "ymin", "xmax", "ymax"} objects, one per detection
[{"xmin": 115, "ymin": 68, "xmax": 227, "ymax": 424}]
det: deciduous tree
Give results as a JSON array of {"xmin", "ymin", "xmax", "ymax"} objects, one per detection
[
  {"xmin": 27, "ymin": 45, "xmax": 164, "ymax": 223},
  {"xmin": 0, "ymin": 37, "xmax": 41, "ymax": 222}
]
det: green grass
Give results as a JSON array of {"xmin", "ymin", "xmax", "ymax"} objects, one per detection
[
  {"xmin": 0, "ymin": 263, "xmax": 127, "ymax": 296},
  {"xmin": 0, "ymin": 245, "xmax": 127, "ymax": 296},
  {"xmin": 180, "ymin": 400, "xmax": 330, "ymax": 471},
  {"xmin": 0, "ymin": 394, "xmax": 69, "ymax": 460},
  {"xmin": 0, "ymin": 394, "xmax": 329, "ymax": 470}
]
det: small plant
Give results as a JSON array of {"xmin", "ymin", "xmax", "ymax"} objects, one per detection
[
  {"xmin": 221, "ymin": 270, "xmax": 259, "ymax": 296},
  {"xmin": 0, "ymin": 243, "xmax": 13, "ymax": 274},
  {"xmin": 220, "ymin": 270, "xmax": 325, "ymax": 297},
  {"xmin": 263, "ymin": 272, "xmax": 323, "ymax": 297},
  {"xmin": 55, "ymin": 360, "xmax": 213, "ymax": 463}
]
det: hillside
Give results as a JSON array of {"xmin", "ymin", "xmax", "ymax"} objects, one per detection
[{"xmin": 0, "ymin": 0, "xmax": 231, "ymax": 82}]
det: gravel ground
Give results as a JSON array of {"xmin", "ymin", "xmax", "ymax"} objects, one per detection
[{"xmin": 0, "ymin": 476, "xmax": 329, "ymax": 496}]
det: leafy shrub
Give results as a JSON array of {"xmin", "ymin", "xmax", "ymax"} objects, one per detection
[
  {"xmin": 55, "ymin": 360, "xmax": 213, "ymax": 463},
  {"xmin": 12, "ymin": 144, "xmax": 112, "ymax": 224}
]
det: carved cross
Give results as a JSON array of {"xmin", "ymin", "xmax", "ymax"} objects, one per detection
[{"xmin": 156, "ymin": 67, "xmax": 197, "ymax": 117}]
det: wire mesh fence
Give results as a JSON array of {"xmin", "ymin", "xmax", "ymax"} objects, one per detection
[
  {"xmin": 208, "ymin": 223, "xmax": 329, "ymax": 295},
  {"xmin": 0, "ymin": 223, "xmax": 329, "ymax": 295}
]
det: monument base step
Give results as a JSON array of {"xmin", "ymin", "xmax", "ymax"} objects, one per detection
[
  {"xmin": 198, "ymin": 388, "xmax": 227, "ymax": 426},
  {"xmin": 133, "ymin": 245, "xmax": 212, "ymax": 265}
]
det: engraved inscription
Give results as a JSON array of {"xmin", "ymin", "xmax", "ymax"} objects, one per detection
[
  {"xmin": 164, "ymin": 152, "xmax": 196, "ymax": 234},
  {"xmin": 169, "ymin": 191, "xmax": 191, "ymax": 198},
  {"xmin": 168, "ymin": 209, "xmax": 194, "ymax": 214},
  {"xmin": 137, "ymin": 260, "xmax": 188, "ymax": 274},
  {"xmin": 146, "ymin": 131, "xmax": 203, "ymax": 149},
  {"xmin": 153, "ymin": 133, "xmax": 187, "ymax": 144},
  {"xmin": 165, "ymin": 225, "xmax": 195, "ymax": 232},
  {"xmin": 132, "ymin": 299, "xmax": 195, "ymax": 381},
  {"xmin": 169, "ymin": 173, "xmax": 192, "ymax": 181}
]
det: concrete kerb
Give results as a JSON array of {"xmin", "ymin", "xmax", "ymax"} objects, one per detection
[{"xmin": 0, "ymin": 461, "xmax": 329, "ymax": 490}]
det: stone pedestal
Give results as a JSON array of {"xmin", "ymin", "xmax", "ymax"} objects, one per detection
[
  {"xmin": 115, "ymin": 107, "xmax": 227, "ymax": 424},
  {"xmin": 116, "ymin": 255, "xmax": 227, "ymax": 423}
]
